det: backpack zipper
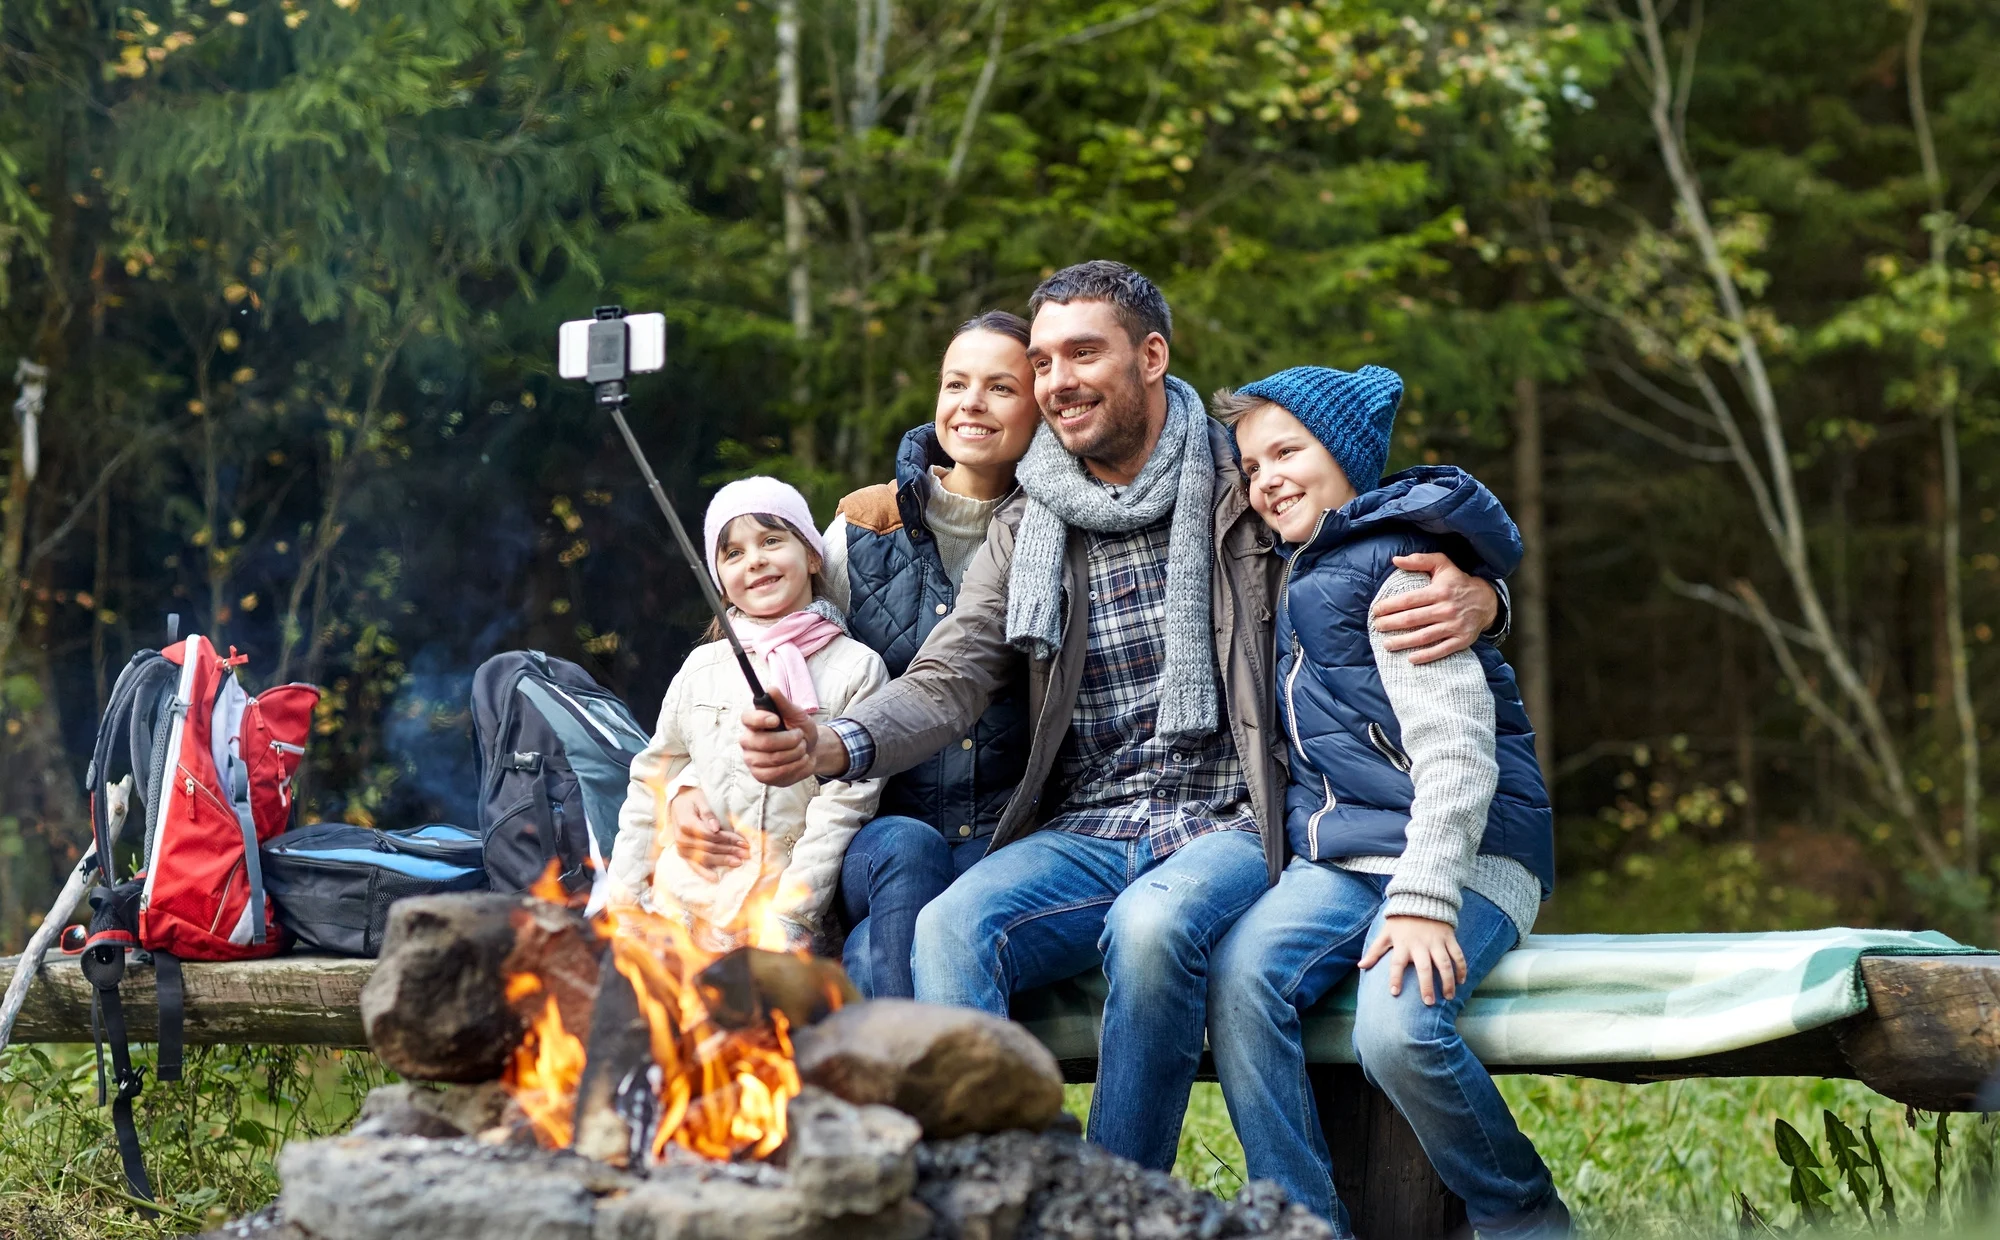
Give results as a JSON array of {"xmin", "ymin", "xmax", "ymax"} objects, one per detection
[{"xmin": 141, "ymin": 651, "xmax": 203, "ymax": 911}]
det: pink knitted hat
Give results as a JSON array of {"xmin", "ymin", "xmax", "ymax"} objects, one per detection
[{"xmin": 701, "ymin": 476, "xmax": 827, "ymax": 589}]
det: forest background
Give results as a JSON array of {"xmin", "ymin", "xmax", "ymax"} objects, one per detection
[{"xmin": 0, "ymin": 0, "xmax": 1996, "ymax": 951}]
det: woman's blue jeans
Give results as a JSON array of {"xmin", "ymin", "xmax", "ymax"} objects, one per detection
[
  {"xmin": 910, "ymin": 827, "xmax": 1270, "ymax": 1171},
  {"xmin": 1209, "ymin": 859, "xmax": 1568, "ymax": 1238},
  {"xmin": 836, "ymin": 815, "xmax": 988, "ymax": 1000}
]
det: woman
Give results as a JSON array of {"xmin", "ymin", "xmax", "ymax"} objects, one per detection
[{"xmin": 667, "ymin": 311, "xmax": 1042, "ymax": 997}]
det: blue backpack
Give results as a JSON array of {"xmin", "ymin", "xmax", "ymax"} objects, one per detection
[{"xmin": 260, "ymin": 822, "xmax": 486, "ymax": 956}]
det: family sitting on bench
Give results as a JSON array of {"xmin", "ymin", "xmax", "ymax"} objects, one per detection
[{"xmin": 604, "ymin": 260, "xmax": 1567, "ymax": 1239}]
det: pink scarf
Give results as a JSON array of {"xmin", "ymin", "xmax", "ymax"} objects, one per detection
[{"xmin": 732, "ymin": 610, "xmax": 843, "ymax": 713}]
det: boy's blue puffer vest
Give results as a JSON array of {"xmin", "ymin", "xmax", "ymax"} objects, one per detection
[
  {"xmin": 841, "ymin": 424, "xmax": 1029, "ymax": 840},
  {"xmin": 1276, "ymin": 465, "xmax": 1555, "ymax": 898}
]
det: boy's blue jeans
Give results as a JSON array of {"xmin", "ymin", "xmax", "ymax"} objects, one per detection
[
  {"xmin": 1210, "ymin": 859, "xmax": 1568, "ymax": 1238},
  {"xmin": 911, "ymin": 826, "xmax": 1269, "ymax": 1170},
  {"xmin": 837, "ymin": 815, "xmax": 989, "ymax": 999}
]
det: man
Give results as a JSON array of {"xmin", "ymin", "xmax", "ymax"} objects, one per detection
[{"xmin": 740, "ymin": 260, "xmax": 1503, "ymax": 1169}]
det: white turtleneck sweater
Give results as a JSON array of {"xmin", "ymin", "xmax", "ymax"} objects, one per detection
[{"xmin": 821, "ymin": 469, "xmax": 1007, "ymax": 614}]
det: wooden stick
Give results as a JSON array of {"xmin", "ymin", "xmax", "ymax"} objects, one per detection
[
  {"xmin": 0, "ymin": 851, "xmax": 91, "ymax": 1053},
  {"xmin": 0, "ymin": 777, "xmax": 126, "ymax": 1054}
]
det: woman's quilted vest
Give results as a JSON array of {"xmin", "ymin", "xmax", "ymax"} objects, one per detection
[{"xmin": 838, "ymin": 425, "xmax": 1029, "ymax": 841}]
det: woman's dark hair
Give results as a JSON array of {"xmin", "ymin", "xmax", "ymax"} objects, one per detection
[
  {"xmin": 703, "ymin": 512, "xmax": 827, "ymax": 643},
  {"xmin": 951, "ymin": 310, "xmax": 1031, "ymax": 348}
]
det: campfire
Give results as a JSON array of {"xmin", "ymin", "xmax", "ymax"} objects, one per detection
[{"xmin": 502, "ymin": 864, "xmax": 849, "ymax": 1167}]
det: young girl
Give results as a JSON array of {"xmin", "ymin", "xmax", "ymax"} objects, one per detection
[
  {"xmin": 1210, "ymin": 366, "xmax": 1567, "ymax": 1237},
  {"xmin": 606, "ymin": 477, "xmax": 887, "ymax": 952}
]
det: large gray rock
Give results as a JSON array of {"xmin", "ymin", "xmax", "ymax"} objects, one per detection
[
  {"xmin": 277, "ymin": 1136, "xmax": 626, "ymax": 1240},
  {"xmin": 589, "ymin": 1180, "xmax": 931, "ymax": 1240},
  {"xmin": 785, "ymin": 1087, "xmax": 922, "ymax": 1216},
  {"xmin": 792, "ymin": 1000, "xmax": 1065, "ymax": 1139},
  {"xmin": 359, "ymin": 893, "xmax": 599, "ymax": 1083}
]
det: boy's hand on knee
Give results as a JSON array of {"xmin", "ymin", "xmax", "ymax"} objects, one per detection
[
  {"xmin": 1360, "ymin": 915, "xmax": 1469, "ymax": 1006},
  {"xmin": 670, "ymin": 786, "xmax": 747, "ymax": 879}
]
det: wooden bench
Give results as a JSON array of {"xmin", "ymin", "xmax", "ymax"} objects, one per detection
[{"xmin": 3, "ymin": 950, "xmax": 1995, "ymax": 1240}]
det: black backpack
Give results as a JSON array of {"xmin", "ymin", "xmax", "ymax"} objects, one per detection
[
  {"xmin": 471, "ymin": 650, "xmax": 650, "ymax": 906},
  {"xmin": 261, "ymin": 822, "xmax": 486, "ymax": 956}
]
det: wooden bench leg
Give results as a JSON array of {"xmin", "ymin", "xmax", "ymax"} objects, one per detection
[{"xmin": 1308, "ymin": 1064, "xmax": 1467, "ymax": 1240}]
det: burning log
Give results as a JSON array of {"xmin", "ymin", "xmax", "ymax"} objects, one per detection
[
  {"xmin": 570, "ymin": 950, "xmax": 666, "ymax": 1166},
  {"xmin": 359, "ymin": 893, "xmax": 600, "ymax": 1083},
  {"xmin": 696, "ymin": 947, "xmax": 859, "ymax": 1031}
]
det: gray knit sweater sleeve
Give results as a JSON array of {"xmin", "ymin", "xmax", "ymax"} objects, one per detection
[{"xmin": 1370, "ymin": 568, "xmax": 1499, "ymax": 926}]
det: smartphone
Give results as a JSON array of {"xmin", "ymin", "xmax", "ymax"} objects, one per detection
[{"xmin": 557, "ymin": 311, "xmax": 666, "ymax": 381}]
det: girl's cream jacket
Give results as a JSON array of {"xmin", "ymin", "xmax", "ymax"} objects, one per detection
[{"xmin": 606, "ymin": 628, "xmax": 887, "ymax": 939}]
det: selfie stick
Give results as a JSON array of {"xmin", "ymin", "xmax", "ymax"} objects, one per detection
[{"xmin": 566, "ymin": 306, "xmax": 779, "ymax": 716}]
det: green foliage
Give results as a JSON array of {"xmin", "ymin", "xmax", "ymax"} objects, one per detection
[{"xmin": 0, "ymin": 1043, "xmax": 387, "ymax": 1236}]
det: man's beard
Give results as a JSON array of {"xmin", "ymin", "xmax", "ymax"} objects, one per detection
[{"xmin": 1046, "ymin": 360, "xmax": 1151, "ymax": 467}]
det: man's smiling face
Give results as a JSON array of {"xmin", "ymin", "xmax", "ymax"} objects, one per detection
[{"xmin": 1026, "ymin": 298, "xmax": 1160, "ymax": 471}]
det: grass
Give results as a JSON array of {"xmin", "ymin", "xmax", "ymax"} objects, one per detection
[
  {"xmin": 4, "ymin": 1040, "xmax": 1991, "ymax": 1236},
  {"xmin": 1096, "ymin": 1076, "xmax": 2000, "ymax": 1235},
  {"xmin": 0, "ymin": 1042, "xmax": 390, "ymax": 1238}
]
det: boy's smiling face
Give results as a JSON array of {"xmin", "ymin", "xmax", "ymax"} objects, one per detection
[{"xmin": 1233, "ymin": 400, "xmax": 1359, "ymax": 544}]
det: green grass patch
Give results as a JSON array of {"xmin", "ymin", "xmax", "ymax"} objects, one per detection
[{"xmin": 1084, "ymin": 1076, "xmax": 1998, "ymax": 1235}]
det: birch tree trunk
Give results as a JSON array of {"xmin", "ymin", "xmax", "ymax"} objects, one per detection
[
  {"xmin": 776, "ymin": 0, "xmax": 815, "ymax": 471},
  {"xmin": 1904, "ymin": 0, "xmax": 1981, "ymax": 866}
]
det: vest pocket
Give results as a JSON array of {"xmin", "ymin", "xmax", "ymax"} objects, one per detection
[{"xmin": 1366, "ymin": 722, "xmax": 1413, "ymax": 774}]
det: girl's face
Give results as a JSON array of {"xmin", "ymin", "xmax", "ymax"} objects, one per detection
[
  {"xmin": 715, "ymin": 517, "xmax": 820, "ymax": 620},
  {"xmin": 1234, "ymin": 401, "xmax": 1358, "ymax": 545},
  {"xmin": 934, "ymin": 329, "xmax": 1039, "ymax": 471}
]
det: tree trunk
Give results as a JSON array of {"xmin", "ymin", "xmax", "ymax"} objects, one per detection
[
  {"xmin": 776, "ymin": 0, "xmax": 815, "ymax": 471},
  {"xmin": 1510, "ymin": 376, "xmax": 1553, "ymax": 784}
]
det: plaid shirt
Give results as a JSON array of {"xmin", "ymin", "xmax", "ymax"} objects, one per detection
[
  {"xmin": 831, "ymin": 504, "xmax": 1256, "ymax": 859},
  {"xmin": 1048, "ymin": 515, "xmax": 1255, "ymax": 857}
]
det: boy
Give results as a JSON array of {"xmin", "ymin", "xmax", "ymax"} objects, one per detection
[{"xmin": 1213, "ymin": 365, "xmax": 1567, "ymax": 1238}]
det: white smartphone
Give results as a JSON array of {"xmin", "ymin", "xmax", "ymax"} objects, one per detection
[{"xmin": 557, "ymin": 311, "xmax": 666, "ymax": 381}]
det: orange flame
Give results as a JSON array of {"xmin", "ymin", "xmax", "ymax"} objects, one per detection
[{"xmin": 500, "ymin": 858, "xmax": 830, "ymax": 1163}]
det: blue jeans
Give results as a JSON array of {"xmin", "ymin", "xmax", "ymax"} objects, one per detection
[
  {"xmin": 1210, "ymin": 860, "xmax": 1568, "ymax": 1238},
  {"xmin": 837, "ymin": 815, "xmax": 989, "ymax": 1000},
  {"xmin": 911, "ymin": 826, "xmax": 1269, "ymax": 1171}
]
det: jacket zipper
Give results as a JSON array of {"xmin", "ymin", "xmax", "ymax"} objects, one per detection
[
  {"xmin": 1367, "ymin": 722, "xmax": 1414, "ymax": 774},
  {"xmin": 1280, "ymin": 510, "xmax": 1337, "ymax": 857}
]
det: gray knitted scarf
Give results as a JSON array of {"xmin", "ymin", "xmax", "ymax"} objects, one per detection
[{"xmin": 1006, "ymin": 375, "xmax": 1217, "ymax": 740}]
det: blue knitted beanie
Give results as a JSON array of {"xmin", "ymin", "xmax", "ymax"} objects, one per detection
[{"xmin": 1235, "ymin": 364, "xmax": 1404, "ymax": 491}]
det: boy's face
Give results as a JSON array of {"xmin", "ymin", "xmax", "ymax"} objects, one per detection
[{"xmin": 1234, "ymin": 401, "xmax": 1358, "ymax": 545}]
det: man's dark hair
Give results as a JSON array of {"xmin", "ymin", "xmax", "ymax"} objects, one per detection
[
  {"xmin": 1027, "ymin": 260, "xmax": 1172, "ymax": 346},
  {"xmin": 951, "ymin": 309, "xmax": 1031, "ymax": 348}
]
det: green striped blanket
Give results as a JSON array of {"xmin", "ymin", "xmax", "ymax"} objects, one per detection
[{"xmin": 1013, "ymin": 928, "xmax": 1984, "ymax": 1065}]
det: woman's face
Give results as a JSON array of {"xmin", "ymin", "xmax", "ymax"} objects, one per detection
[
  {"xmin": 715, "ymin": 517, "xmax": 820, "ymax": 620},
  {"xmin": 934, "ymin": 329, "xmax": 1039, "ymax": 471}
]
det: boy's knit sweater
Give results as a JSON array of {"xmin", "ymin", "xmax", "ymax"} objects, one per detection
[{"xmin": 1335, "ymin": 568, "xmax": 1543, "ymax": 941}]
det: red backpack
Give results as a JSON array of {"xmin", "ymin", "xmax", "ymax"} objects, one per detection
[{"xmin": 79, "ymin": 631, "xmax": 318, "ymax": 1207}]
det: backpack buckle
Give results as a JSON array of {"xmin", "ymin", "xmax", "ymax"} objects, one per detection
[
  {"xmin": 508, "ymin": 751, "xmax": 542, "ymax": 773},
  {"xmin": 112, "ymin": 1063, "xmax": 147, "ymax": 1102}
]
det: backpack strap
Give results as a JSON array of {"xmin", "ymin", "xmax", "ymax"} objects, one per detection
[
  {"xmin": 153, "ymin": 951, "xmax": 183, "ymax": 1081},
  {"xmin": 79, "ymin": 942, "xmax": 155, "ymax": 1213}
]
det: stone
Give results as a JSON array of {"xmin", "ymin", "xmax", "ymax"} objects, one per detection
[
  {"xmin": 359, "ymin": 892, "xmax": 599, "ymax": 1083},
  {"xmin": 792, "ymin": 999, "xmax": 1065, "ymax": 1138},
  {"xmin": 349, "ymin": 1084, "xmax": 464, "ymax": 1140},
  {"xmin": 695, "ymin": 947, "xmax": 860, "ymax": 1031},
  {"xmin": 783, "ymin": 1087, "xmax": 921, "ymax": 1217},
  {"xmin": 277, "ymin": 1136, "xmax": 625, "ymax": 1240}
]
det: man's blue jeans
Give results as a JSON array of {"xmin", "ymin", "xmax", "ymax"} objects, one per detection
[
  {"xmin": 911, "ymin": 826, "xmax": 1269, "ymax": 1171},
  {"xmin": 1209, "ymin": 859, "xmax": 1568, "ymax": 1237},
  {"xmin": 837, "ymin": 815, "xmax": 989, "ymax": 1000}
]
